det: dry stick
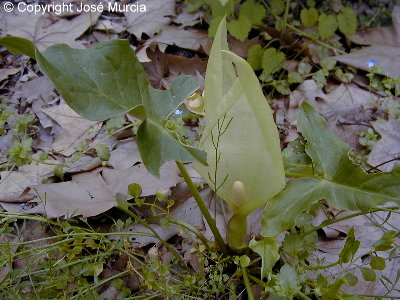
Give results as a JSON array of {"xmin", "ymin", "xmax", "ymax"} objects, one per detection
[
  {"xmin": 175, "ymin": 161, "xmax": 228, "ymax": 256},
  {"xmin": 367, "ymin": 156, "xmax": 400, "ymax": 173},
  {"xmin": 302, "ymin": 207, "xmax": 400, "ymax": 237}
]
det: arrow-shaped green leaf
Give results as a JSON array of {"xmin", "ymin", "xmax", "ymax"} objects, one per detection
[
  {"xmin": 35, "ymin": 39, "xmax": 149, "ymax": 121},
  {"xmin": 262, "ymin": 102, "xmax": 400, "ymax": 237}
]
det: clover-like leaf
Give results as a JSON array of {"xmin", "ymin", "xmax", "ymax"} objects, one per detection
[
  {"xmin": 338, "ymin": 7, "xmax": 357, "ymax": 35},
  {"xmin": 318, "ymin": 14, "xmax": 337, "ymax": 41},
  {"xmin": 301, "ymin": 8, "xmax": 319, "ymax": 28}
]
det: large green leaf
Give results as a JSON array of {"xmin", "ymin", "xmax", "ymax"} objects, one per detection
[
  {"xmin": 2, "ymin": 36, "xmax": 207, "ymax": 177},
  {"xmin": 194, "ymin": 19, "xmax": 285, "ymax": 216},
  {"xmin": 35, "ymin": 39, "xmax": 149, "ymax": 121},
  {"xmin": 137, "ymin": 75, "xmax": 207, "ymax": 177},
  {"xmin": 262, "ymin": 102, "xmax": 400, "ymax": 237},
  {"xmin": 0, "ymin": 36, "xmax": 36, "ymax": 59}
]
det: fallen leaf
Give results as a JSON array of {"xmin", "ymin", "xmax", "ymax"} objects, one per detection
[
  {"xmin": 102, "ymin": 161, "xmax": 182, "ymax": 199},
  {"xmin": 286, "ymin": 80, "xmax": 378, "ymax": 147},
  {"xmin": 94, "ymin": 18, "xmax": 126, "ymax": 34},
  {"xmin": 18, "ymin": 76, "xmax": 55, "ymax": 104},
  {"xmin": 22, "ymin": 171, "xmax": 116, "ymax": 218},
  {"xmin": 0, "ymin": 159, "xmax": 55, "ymax": 203},
  {"xmin": 108, "ymin": 139, "xmax": 142, "ymax": 170},
  {"xmin": 162, "ymin": 54, "xmax": 206, "ymax": 90},
  {"xmin": 125, "ymin": 0, "xmax": 175, "ymax": 38},
  {"xmin": 64, "ymin": 155, "xmax": 103, "ymax": 174},
  {"xmin": 1, "ymin": 11, "xmax": 101, "ymax": 51},
  {"xmin": 89, "ymin": 127, "xmax": 118, "ymax": 153},
  {"xmin": 0, "ymin": 67, "xmax": 19, "ymax": 82},
  {"xmin": 91, "ymin": 31, "xmax": 118, "ymax": 42},
  {"xmin": 368, "ymin": 119, "xmax": 400, "ymax": 171},
  {"xmin": 172, "ymin": 6, "xmax": 203, "ymax": 27},
  {"xmin": 333, "ymin": 6, "xmax": 400, "ymax": 79},
  {"xmin": 145, "ymin": 26, "xmax": 211, "ymax": 53},
  {"xmin": 348, "ymin": 6, "xmax": 400, "ymax": 47},
  {"xmin": 41, "ymin": 103, "xmax": 102, "ymax": 156},
  {"xmin": 118, "ymin": 192, "xmax": 204, "ymax": 248},
  {"xmin": 142, "ymin": 48, "xmax": 169, "ymax": 88}
]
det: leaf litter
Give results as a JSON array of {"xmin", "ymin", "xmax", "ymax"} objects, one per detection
[{"xmin": 334, "ymin": 6, "xmax": 400, "ymax": 79}]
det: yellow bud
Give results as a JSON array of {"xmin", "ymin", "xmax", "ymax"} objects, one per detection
[{"xmin": 231, "ymin": 181, "xmax": 246, "ymax": 210}]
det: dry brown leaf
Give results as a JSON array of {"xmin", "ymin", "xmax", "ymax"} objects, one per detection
[
  {"xmin": 125, "ymin": 0, "xmax": 175, "ymax": 38},
  {"xmin": 18, "ymin": 76, "xmax": 55, "ymax": 104},
  {"xmin": 334, "ymin": 46, "xmax": 400, "ymax": 79},
  {"xmin": 94, "ymin": 18, "xmax": 126, "ymax": 34},
  {"xmin": 172, "ymin": 6, "xmax": 203, "ymax": 28},
  {"xmin": 0, "ymin": 67, "xmax": 19, "ymax": 82},
  {"xmin": 145, "ymin": 26, "xmax": 211, "ymax": 53},
  {"xmin": 334, "ymin": 6, "xmax": 400, "ymax": 79},
  {"xmin": 42, "ymin": 103, "xmax": 101, "ymax": 156},
  {"xmin": 22, "ymin": 171, "xmax": 116, "ymax": 218},
  {"xmin": 89, "ymin": 127, "xmax": 118, "ymax": 152},
  {"xmin": 1, "ymin": 11, "xmax": 101, "ymax": 51},
  {"xmin": 161, "ymin": 54, "xmax": 206, "ymax": 90},
  {"xmin": 142, "ymin": 48, "xmax": 169, "ymax": 88},
  {"xmin": 102, "ymin": 161, "xmax": 182, "ymax": 199},
  {"xmin": 0, "ymin": 159, "xmax": 55, "ymax": 203},
  {"xmin": 286, "ymin": 80, "xmax": 378, "ymax": 147},
  {"xmin": 348, "ymin": 6, "xmax": 400, "ymax": 47},
  {"xmin": 368, "ymin": 119, "xmax": 400, "ymax": 171},
  {"xmin": 0, "ymin": 132, "xmax": 16, "ymax": 154},
  {"xmin": 142, "ymin": 50, "xmax": 206, "ymax": 89},
  {"xmin": 91, "ymin": 31, "xmax": 118, "ymax": 42},
  {"xmin": 108, "ymin": 138, "xmax": 141, "ymax": 170},
  {"xmin": 65, "ymin": 155, "xmax": 103, "ymax": 174},
  {"xmin": 168, "ymin": 54, "xmax": 207, "ymax": 76}
]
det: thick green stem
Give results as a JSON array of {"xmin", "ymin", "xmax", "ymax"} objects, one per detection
[
  {"xmin": 175, "ymin": 161, "xmax": 228, "ymax": 256},
  {"xmin": 227, "ymin": 213, "xmax": 247, "ymax": 251},
  {"xmin": 240, "ymin": 262, "xmax": 254, "ymax": 300}
]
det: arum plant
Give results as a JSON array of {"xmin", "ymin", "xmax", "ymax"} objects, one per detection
[
  {"xmin": 0, "ymin": 17, "xmax": 285, "ymax": 253},
  {"xmin": 194, "ymin": 19, "xmax": 285, "ymax": 250},
  {"xmin": 0, "ymin": 35, "xmax": 228, "ymax": 254}
]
